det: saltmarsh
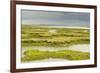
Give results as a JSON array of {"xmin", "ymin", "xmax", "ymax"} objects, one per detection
[
  {"xmin": 21, "ymin": 25, "xmax": 90, "ymax": 47},
  {"xmin": 21, "ymin": 25, "xmax": 90, "ymax": 62}
]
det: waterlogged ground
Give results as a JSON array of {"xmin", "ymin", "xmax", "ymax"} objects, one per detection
[{"xmin": 21, "ymin": 25, "xmax": 90, "ymax": 62}]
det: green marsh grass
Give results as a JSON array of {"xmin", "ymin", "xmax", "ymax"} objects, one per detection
[
  {"xmin": 22, "ymin": 49, "xmax": 90, "ymax": 62},
  {"xmin": 21, "ymin": 25, "xmax": 90, "ymax": 62}
]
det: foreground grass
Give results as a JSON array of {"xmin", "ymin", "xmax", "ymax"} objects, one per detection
[{"xmin": 21, "ymin": 49, "xmax": 90, "ymax": 62}]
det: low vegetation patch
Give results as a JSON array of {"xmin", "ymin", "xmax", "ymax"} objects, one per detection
[{"xmin": 22, "ymin": 49, "xmax": 90, "ymax": 62}]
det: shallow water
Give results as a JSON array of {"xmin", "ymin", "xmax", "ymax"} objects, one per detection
[{"xmin": 22, "ymin": 44, "xmax": 90, "ymax": 52}]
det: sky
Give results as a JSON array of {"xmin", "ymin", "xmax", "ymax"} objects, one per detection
[{"xmin": 21, "ymin": 10, "xmax": 90, "ymax": 27}]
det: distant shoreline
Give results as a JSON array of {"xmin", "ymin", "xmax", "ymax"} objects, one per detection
[
  {"xmin": 22, "ymin": 24, "xmax": 90, "ymax": 29},
  {"xmin": 38, "ymin": 26, "xmax": 90, "ymax": 29}
]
